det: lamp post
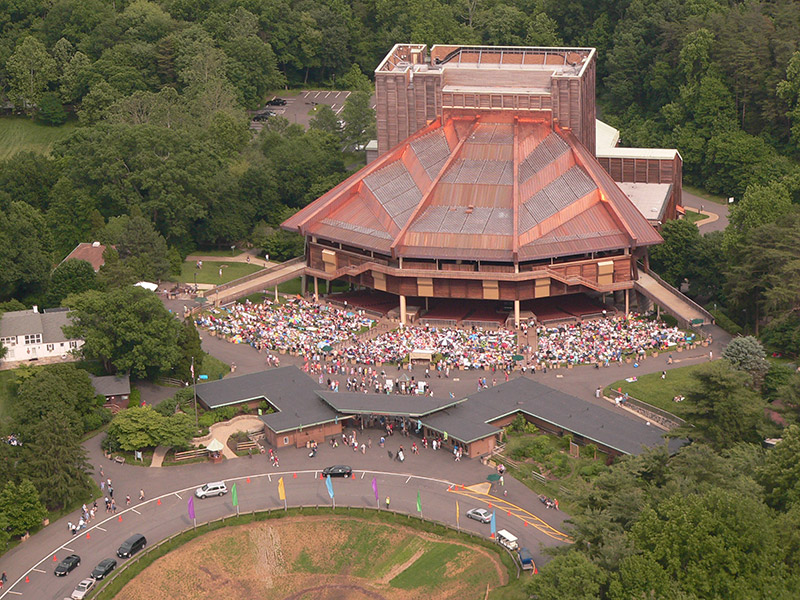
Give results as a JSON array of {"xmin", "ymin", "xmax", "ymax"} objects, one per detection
[
  {"xmin": 230, "ymin": 245, "xmax": 235, "ymax": 256},
  {"xmin": 193, "ymin": 272, "xmax": 197, "ymax": 293}
]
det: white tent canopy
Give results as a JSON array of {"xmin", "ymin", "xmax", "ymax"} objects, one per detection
[
  {"xmin": 206, "ymin": 438, "xmax": 224, "ymax": 452},
  {"xmin": 134, "ymin": 281, "xmax": 159, "ymax": 292}
]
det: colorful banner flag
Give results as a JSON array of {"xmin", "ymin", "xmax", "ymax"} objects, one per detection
[
  {"xmin": 278, "ymin": 477, "xmax": 285, "ymax": 501},
  {"xmin": 490, "ymin": 510, "xmax": 496, "ymax": 535},
  {"xmin": 416, "ymin": 490, "xmax": 422, "ymax": 513},
  {"xmin": 231, "ymin": 483, "xmax": 238, "ymax": 507},
  {"xmin": 371, "ymin": 477, "xmax": 378, "ymax": 501},
  {"xmin": 325, "ymin": 474, "xmax": 334, "ymax": 499},
  {"xmin": 456, "ymin": 501, "xmax": 460, "ymax": 522},
  {"xmin": 187, "ymin": 496, "xmax": 195, "ymax": 520}
]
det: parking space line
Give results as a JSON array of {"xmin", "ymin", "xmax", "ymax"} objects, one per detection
[
  {"xmin": 361, "ymin": 471, "xmax": 365, "ymax": 479},
  {"xmin": 131, "ymin": 508, "xmax": 141, "ymax": 515},
  {"xmin": 6, "ymin": 591, "xmax": 21, "ymax": 595},
  {"xmin": 268, "ymin": 474, "xmax": 272, "ymax": 482},
  {"xmin": 325, "ymin": 91, "xmax": 332, "ymax": 98},
  {"xmin": 335, "ymin": 107, "xmax": 344, "ymax": 115},
  {"xmin": 405, "ymin": 476, "xmax": 412, "ymax": 483},
  {"xmin": 174, "ymin": 492, "xmax": 182, "ymax": 499},
  {"xmin": 31, "ymin": 568, "xmax": 45, "ymax": 573},
  {"xmin": 344, "ymin": 91, "xmax": 351, "ymax": 98},
  {"xmin": 314, "ymin": 91, "xmax": 321, "ymax": 98},
  {"xmin": 95, "ymin": 526, "xmax": 106, "ymax": 532}
]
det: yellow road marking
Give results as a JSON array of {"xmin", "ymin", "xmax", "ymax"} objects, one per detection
[{"xmin": 448, "ymin": 486, "xmax": 572, "ymax": 543}]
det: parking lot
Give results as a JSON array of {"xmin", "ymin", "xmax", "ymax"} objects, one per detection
[{"xmin": 251, "ymin": 90, "xmax": 376, "ymax": 131}]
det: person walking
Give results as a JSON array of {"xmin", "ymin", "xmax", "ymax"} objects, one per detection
[
  {"xmin": 139, "ymin": 488, "xmax": 145, "ymax": 501},
  {"xmin": 385, "ymin": 496, "xmax": 390, "ymax": 510}
]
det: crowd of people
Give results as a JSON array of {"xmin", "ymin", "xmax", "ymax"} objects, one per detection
[
  {"xmin": 194, "ymin": 298, "xmax": 376, "ymax": 355},
  {"xmin": 534, "ymin": 314, "xmax": 692, "ymax": 366},
  {"xmin": 196, "ymin": 299, "xmax": 688, "ymax": 373}
]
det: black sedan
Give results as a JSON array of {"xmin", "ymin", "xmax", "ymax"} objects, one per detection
[
  {"xmin": 91, "ymin": 557, "xmax": 117, "ymax": 580},
  {"xmin": 266, "ymin": 98, "xmax": 287, "ymax": 106},
  {"xmin": 322, "ymin": 465, "xmax": 352, "ymax": 477},
  {"xmin": 54, "ymin": 554, "xmax": 81, "ymax": 576}
]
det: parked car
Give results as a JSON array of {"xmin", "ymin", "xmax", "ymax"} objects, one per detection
[
  {"xmin": 117, "ymin": 533, "xmax": 147, "ymax": 558},
  {"xmin": 70, "ymin": 578, "xmax": 95, "ymax": 599},
  {"xmin": 466, "ymin": 508, "xmax": 492, "ymax": 523},
  {"xmin": 266, "ymin": 98, "xmax": 286, "ymax": 106},
  {"xmin": 252, "ymin": 113, "xmax": 270, "ymax": 122},
  {"xmin": 195, "ymin": 481, "xmax": 227, "ymax": 498},
  {"xmin": 322, "ymin": 465, "xmax": 352, "ymax": 477},
  {"xmin": 54, "ymin": 554, "xmax": 81, "ymax": 576},
  {"xmin": 90, "ymin": 558, "xmax": 117, "ymax": 580}
]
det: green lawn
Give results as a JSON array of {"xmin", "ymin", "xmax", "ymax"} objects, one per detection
[
  {"xmin": 0, "ymin": 369, "xmax": 17, "ymax": 424},
  {"xmin": 0, "ymin": 117, "xmax": 77, "ymax": 160},
  {"xmin": 176, "ymin": 260, "xmax": 263, "ymax": 285},
  {"xmin": 684, "ymin": 209, "xmax": 705, "ymax": 225},
  {"xmin": 187, "ymin": 249, "xmax": 248, "ymax": 258},
  {"xmin": 683, "ymin": 184, "xmax": 728, "ymax": 205},
  {"xmin": 606, "ymin": 362, "xmax": 708, "ymax": 417}
]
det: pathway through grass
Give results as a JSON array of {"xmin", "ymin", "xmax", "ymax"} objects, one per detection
[{"xmin": 0, "ymin": 117, "xmax": 76, "ymax": 159}]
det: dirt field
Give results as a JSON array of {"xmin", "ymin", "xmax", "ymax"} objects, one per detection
[{"xmin": 114, "ymin": 516, "xmax": 506, "ymax": 600}]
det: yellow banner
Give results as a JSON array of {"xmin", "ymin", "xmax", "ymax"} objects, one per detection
[{"xmin": 278, "ymin": 477, "xmax": 285, "ymax": 501}]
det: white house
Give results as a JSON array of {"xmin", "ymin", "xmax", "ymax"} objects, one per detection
[{"xmin": 0, "ymin": 307, "xmax": 83, "ymax": 366}]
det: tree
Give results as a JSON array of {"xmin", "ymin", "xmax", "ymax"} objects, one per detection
[
  {"xmin": 673, "ymin": 361, "xmax": 766, "ymax": 449},
  {"xmin": 106, "ymin": 406, "xmax": 194, "ymax": 451},
  {"xmin": 63, "ymin": 286, "xmax": 182, "ymax": 379},
  {"xmin": 0, "ymin": 202, "xmax": 54, "ymax": 303},
  {"xmin": 759, "ymin": 425, "xmax": 800, "ymax": 511},
  {"xmin": 0, "ymin": 479, "xmax": 47, "ymax": 536},
  {"xmin": 14, "ymin": 364, "xmax": 108, "ymax": 435},
  {"xmin": 309, "ymin": 104, "xmax": 342, "ymax": 137},
  {"xmin": 527, "ymin": 551, "xmax": 606, "ymax": 599},
  {"xmin": 338, "ymin": 63, "xmax": 373, "ymax": 94},
  {"xmin": 24, "ymin": 411, "xmax": 93, "ymax": 510},
  {"xmin": 725, "ymin": 182, "xmax": 793, "ymax": 252},
  {"xmin": 99, "ymin": 215, "xmax": 173, "ymax": 282},
  {"xmin": 37, "ymin": 92, "xmax": 68, "ymax": 125},
  {"xmin": 648, "ymin": 218, "xmax": 701, "ymax": 288},
  {"xmin": 174, "ymin": 318, "xmax": 202, "ymax": 382},
  {"xmin": 6, "ymin": 36, "xmax": 57, "ymax": 113},
  {"xmin": 46, "ymin": 259, "xmax": 98, "ymax": 308},
  {"xmin": 722, "ymin": 336, "xmax": 770, "ymax": 385},
  {"xmin": 340, "ymin": 90, "xmax": 375, "ymax": 150}
]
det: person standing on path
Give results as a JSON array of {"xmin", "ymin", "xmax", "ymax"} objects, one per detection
[{"xmin": 385, "ymin": 496, "xmax": 390, "ymax": 510}]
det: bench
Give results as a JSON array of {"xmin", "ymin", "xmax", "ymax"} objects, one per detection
[
  {"xmin": 113, "ymin": 455, "xmax": 125, "ymax": 464},
  {"xmin": 173, "ymin": 448, "xmax": 209, "ymax": 461}
]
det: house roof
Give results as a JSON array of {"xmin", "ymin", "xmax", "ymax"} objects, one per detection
[
  {"xmin": 316, "ymin": 391, "xmax": 465, "ymax": 417},
  {"xmin": 283, "ymin": 113, "xmax": 662, "ymax": 261},
  {"xmin": 194, "ymin": 367, "xmax": 339, "ymax": 433},
  {"xmin": 421, "ymin": 377, "xmax": 684, "ymax": 455},
  {"xmin": 62, "ymin": 242, "xmax": 107, "ymax": 272},
  {"xmin": 90, "ymin": 374, "xmax": 130, "ymax": 397},
  {"xmin": 0, "ymin": 309, "xmax": 76, "ymax": 343}
]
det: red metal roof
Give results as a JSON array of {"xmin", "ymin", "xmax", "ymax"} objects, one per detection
[
  {"xmin": 62, "ymin": 242, "xmax": 107, "ymax": 272},
  {"xmin": 283, "ymin": 112, "xmax": 661, "ymax": 261}
]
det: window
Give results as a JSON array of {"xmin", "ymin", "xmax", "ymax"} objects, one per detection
[
  {"xmin": 24, "ymin": 334, "xmax": 42, "ymax": 345},
  {"xmin": 283, "ymin": 437, "xmax": 289, "ymax": 446},
  {"xmin": 46, "ymin": 344, "xmax": 54, "ymax": 352},
  {"xmin": 69, "ymin": 341, "xmax": 78, "ymax": 348},
  {"xmin": 0, "ymin": 336, "xmax": 15, "ymax": 347}
]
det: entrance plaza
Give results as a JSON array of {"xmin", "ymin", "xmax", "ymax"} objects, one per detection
[{"xmin": 196, "ymin": 366, "xmax": 683, "ymax": 458}]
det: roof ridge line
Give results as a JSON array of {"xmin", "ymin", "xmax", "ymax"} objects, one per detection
[{"xmin": 390, "ymin": 117, "xmax": 479, "ymax": 257}]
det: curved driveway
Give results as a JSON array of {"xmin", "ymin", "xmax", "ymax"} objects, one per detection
[
  {"xmin": 0, "ymin": 432, "xmax": 568, "ymax": 600},
  {"xmin": 0, "ymin": 308, "xmax": 732, "ymax": 599}
]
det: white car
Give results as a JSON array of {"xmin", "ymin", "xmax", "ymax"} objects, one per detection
[
  {"xmin": 195, "ymin": 481, "xmax": 227, "ymax": 498},
  {"xmin": 466, "ymin": 508, "xmax": 492, "ymax": 523},
  {"xmin": 71, "ymin": 578, "xmax": 95, "ymax": 599}
]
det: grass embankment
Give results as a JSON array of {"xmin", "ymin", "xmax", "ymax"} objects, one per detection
[
  {"xmin": 176, "ymin": 260, "xmax": 263, "ymax": 285},
  {"xmin": 0, "ymin": 369, "xmax": 15, "ymax": 422},
  {"xmin": 606, "ymin": 362, "xmax": 707, "ymax": 417},
  {"xmin": 187, "ymin": 249, "xmax": 252, "ymax": 258},
  {"xmin": 95, "ymin": 510, "xmax": 517, "ymax": 600},
  {"xmin": 683, "ymin": 208, "xmax": 705, "ymax": 225},
  {"xmin": 277, "ymin": 276, "xmax": 349, "ymax": 295},
  {"xmin": 683, "ymin": 184, "xmax": 728, "ymax": 205},
  {"xmin": 0, "ymin": 117, "xmax": 77, "ymax": 159}
]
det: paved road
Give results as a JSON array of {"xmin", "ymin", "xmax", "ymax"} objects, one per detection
[
  {"xmin": 0, "ymin": 429, "xmax": 567, "ymax": 600},
  {"xmin": 0, "ymin": 312, "xmax": 732, "ymax": 599},
  {"xmin": 683, "ymin": 190, "xmax": 729, "ymax": 233}
]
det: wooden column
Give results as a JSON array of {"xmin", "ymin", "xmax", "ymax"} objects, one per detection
[
  {"xmin": 301, "ymin": 274, "xmax": 307, "ymax": 295},
  {"xmin": 625, "ymin": 288, "xmax": 629, "ymax": 317},
  {"xmin": 514, "ymin": 300, "xmax": 520, "ymax": 328},
  {"xmin": 400, "ymin": 294, "xmax": 407, "ymax": 325},
  {"xmin": 313, "ymin": 277, "xmax": 319, "ymax": 301}
]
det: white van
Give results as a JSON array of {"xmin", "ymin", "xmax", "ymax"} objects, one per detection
[
  {"xmin": 496, "ymin": 529, "xmax": 519, "ymax": 551},
  {"xmin": 195, "ymin": 481, "xmax": 227, "ymax": 498}
]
